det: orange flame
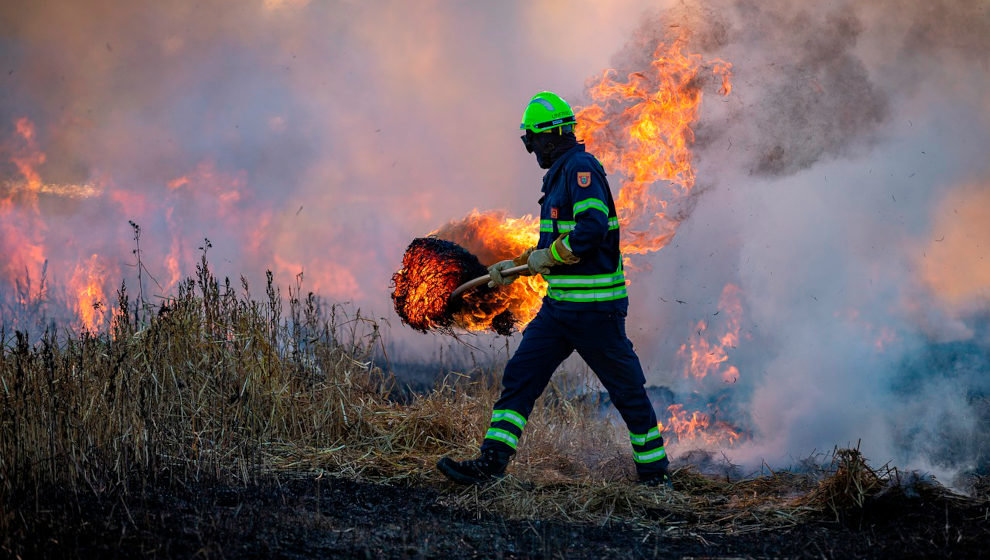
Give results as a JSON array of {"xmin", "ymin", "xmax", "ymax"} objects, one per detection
[
  {"xmin": 1, "ymin": 118, "xmax": 48, "ymax": 301},
  {"xmin": 2, "ymin": 118, "xmax": 113, "ymax": 331},
  {"xmin": 659, "ymin": 403, "xmax": 743, "ymax": 447},
  {"xmin": 678, "ymin": 283, "xmax": 743, "ymax": 384},
  {"xmin": 578, "ymin": 37, "xmax": 732, "ymax": 255},
  {"xmin": 70, "ymin": 254, "xmax": 108, "ymax": 332},
  {"xmin": 424, "ymin": 39, "xmax": 733, "ymax": 331},
  {"xmin": 431, "ymin": 210, "xmax": 545, "ymax": 330}
]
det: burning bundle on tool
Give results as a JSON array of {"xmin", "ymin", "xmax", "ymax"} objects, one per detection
[{"xmin": 391, "ymin": 237, "xmax": 517, "ymax": 335}]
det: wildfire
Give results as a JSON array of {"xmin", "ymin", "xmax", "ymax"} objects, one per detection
[
  {"xmin": 659, "ymin": 403, "xmax": 744, "ymax": 447},
  {"xmin": 1, "ymin": 118, "xmax": 49, "ymax": 305},
  {"xmin": 658, "ymin": 284, "xmax": 747, "ymax": 447},
  {"xmin": 391, "ymin": 237, "xmax": 520, "ymax": 334},
  {"xmin": 578, "ymin": 37, "xmax": 732, "ymax": 255},
  {"xmin": 431, "ymin": 211, "xmax": 545, "ymax": 329},
  {"xmin": 395, "ymin": 38, "xmax": 734, "ymax": 334},
  {"xmin": 1, "ymin": 118, "xmax": 113, "ymax": 331},
  {"xmin": 678, "ymin": 283, "xmax": 743, "ymax": 385},
  {"xmin": 70, "ymin": 254, "xmax": 108, "ymax": 332}
]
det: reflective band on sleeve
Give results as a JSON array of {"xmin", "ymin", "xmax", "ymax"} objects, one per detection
[
  {"xmin": 573, "ymin": 198, "xmax": 609, "ymax": 216},
  {"xmin": 630, "ymin": 426, "xmax": 662, "ymax": 446},
  {"xmin": 633, "ymin": 447, "xmax": 667, "ymax": 463},
  {"xmin": 540, "ymin": 219, "xmax": 554, "ymax": 232},
  {"xmin": 607, "ymin": 217, "xmax": 619, "ymax": 230},
  {"xmin": 485, "ymin": 428, "xmax": 519, "ymax": 449},
  {"xmin": 491, "ymin": 409, "xmax": 527, "ymax": 430}
]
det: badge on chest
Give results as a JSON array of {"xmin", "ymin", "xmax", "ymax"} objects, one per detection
[{"xmin": 550, "ymin": 207, "xmax": 559, "ymax": 219}]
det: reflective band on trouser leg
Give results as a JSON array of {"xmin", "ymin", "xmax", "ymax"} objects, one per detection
[
  {"xmin": 629, "ymin": 426, "xmax": 662, "ymax": 446},
  {"xmin": 633, "ymin": 447, "xmax": 668, "ymax": 463},
  {"xmin": 485, "ymin": 428, "xmax": 519, "ymax": 449},
  {"xmin": 630, "ymin": 426, "xmax": 666, "ymax": 464},
  {"xmin": 491, "ymin": 409, "xmax": 527, "ymax": 430},
  {"xmin": 484, "ymin": 409, "xmax": 527, "ymax": 450}
]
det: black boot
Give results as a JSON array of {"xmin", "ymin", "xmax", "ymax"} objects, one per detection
[
  {"xmin": 437, "ymin": 447, "xmax": 512, "ymax": 485},
  {"xmin": 638, "ymin": 469, "xmax": 673, "ymax": 488}
]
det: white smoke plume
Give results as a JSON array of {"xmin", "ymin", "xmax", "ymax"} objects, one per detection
[{"xmin": 610, "ymin": 0, "xmax": 990, "ymax": 482}]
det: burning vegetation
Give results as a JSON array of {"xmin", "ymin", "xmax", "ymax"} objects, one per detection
[
  {"xmin": 2, "ymin": 259, "xmax": 987, "ymax": 558},
  {"xmin": 388, "ymin": 37, "xmax": 744, "ymax": 449},
  {"xmin": 390, "ymin": 237, "xmax": 518, "ymax": 335}
]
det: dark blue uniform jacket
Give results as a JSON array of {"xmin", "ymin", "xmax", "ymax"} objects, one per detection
[{"xmin": 537, "ymin": 143, "xmax": 627, "ymax": 312}]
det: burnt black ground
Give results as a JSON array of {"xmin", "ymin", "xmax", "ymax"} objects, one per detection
[{"xmin": 5, "ymin": 476, "xmax": 990, "ymax": 559}]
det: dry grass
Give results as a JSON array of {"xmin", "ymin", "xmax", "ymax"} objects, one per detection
[{"xmin": 1, "ymin": 256, "xmax": 972, "ymax": 541}]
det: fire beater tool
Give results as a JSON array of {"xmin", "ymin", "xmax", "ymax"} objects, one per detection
[{"xmin": 448, "ymin": 265, "xmax": 529, "ymax": 301}]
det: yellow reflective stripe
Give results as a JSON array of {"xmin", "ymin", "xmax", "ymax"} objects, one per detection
[
  {"xmin": 550, "ymin": 242, "xmax": 563, "ymax": 262},
  {"xmin": 573, "ymin": 198, "xmax": 608, "ymax": 216},
  {"xmin": 485, "ymin": 428, "xmax": 519, "ymax": 449},
  {"xmin": 540, "ymin": 219, "xmax": 554, "ymax": 232},
  {"xmin": 556, "ymin": 218, "xmax": 618, "ymax": 233},
  {"xmin": 492, "ymin": 409, "xmax": 527, "ymax": 430},
  {"xmin": 562, "ymin": 235, "xmax": 572, "ymax": 252},
  {"xmin": 547, "ymin": 288, "xmax": 628, "ymax": 302},
  {"xmin": 633, "ymin": 447, "xmax": 667, "ymax": 463},
  {"xmin": 545, "ymin": 272, "xmax": 624, "ymax": 287},
  {"xmin": 630, "ymin": 426, "xmax": 662, "ymax": 445}
]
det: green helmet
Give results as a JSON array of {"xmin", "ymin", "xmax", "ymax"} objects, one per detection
[{"xmin": 520, "ymin": 91, "xmax": 575, "ymax": 133}]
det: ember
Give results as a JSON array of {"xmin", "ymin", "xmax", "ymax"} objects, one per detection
[{"xmin": 390, "ymin": 237, "xmax": 516, "ymax": 335}]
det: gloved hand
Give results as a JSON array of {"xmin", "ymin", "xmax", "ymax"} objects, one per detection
[
  {"xmin": 487, "ymin": 247, "xmax": 537, "ymax": 288},
  {"xmin": 527, "ymin": 235, "xmax": 579, "ymax": 275},
  {"xmin": 487, "ymin": 260, "xmax": 518, "ymax": 288}
]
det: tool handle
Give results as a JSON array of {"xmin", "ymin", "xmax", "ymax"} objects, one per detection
[{"xmin": 450, "ymin": 265, "xmax": 530, "ymax": 300}]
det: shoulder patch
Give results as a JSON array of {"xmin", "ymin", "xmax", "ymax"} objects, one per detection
[{"xmin": 577, "ymin": 171, "xmax": 591, "ymax": 188}]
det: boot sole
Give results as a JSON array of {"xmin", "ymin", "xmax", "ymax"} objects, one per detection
[{"xmin": 436, "ymin": 458, "xmax": 501, "ymax": 485}]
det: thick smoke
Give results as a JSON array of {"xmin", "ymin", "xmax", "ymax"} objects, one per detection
[
  {"xmin": 2, "ymin": 0, "xmax": 988, "ymax": 483},
  {"xmin": 607, "ymin": 0, "xmax": 990, "ymax": 482}
]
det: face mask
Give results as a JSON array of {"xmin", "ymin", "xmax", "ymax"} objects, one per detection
[
  {"xmin": 521, "ymin": 130, "xmax": 559, "ymax": 169},
  {"xmin": 522, "ymin": 130, "xmax": 576, "ymax": 169}
]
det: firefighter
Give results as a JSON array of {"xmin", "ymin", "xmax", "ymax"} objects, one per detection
[{"xmin": 437, "ymin": 91, "xmax": 671, "ymax": 486}]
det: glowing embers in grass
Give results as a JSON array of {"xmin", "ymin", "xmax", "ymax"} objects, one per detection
[{"xmin": 391, "ymin": 237, "xmax": 516, "ymax": 335}]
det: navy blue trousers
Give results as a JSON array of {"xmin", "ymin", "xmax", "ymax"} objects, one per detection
[{"xmin": 480, "ymin": 303, "xmax": 669, "ymax": 474}]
